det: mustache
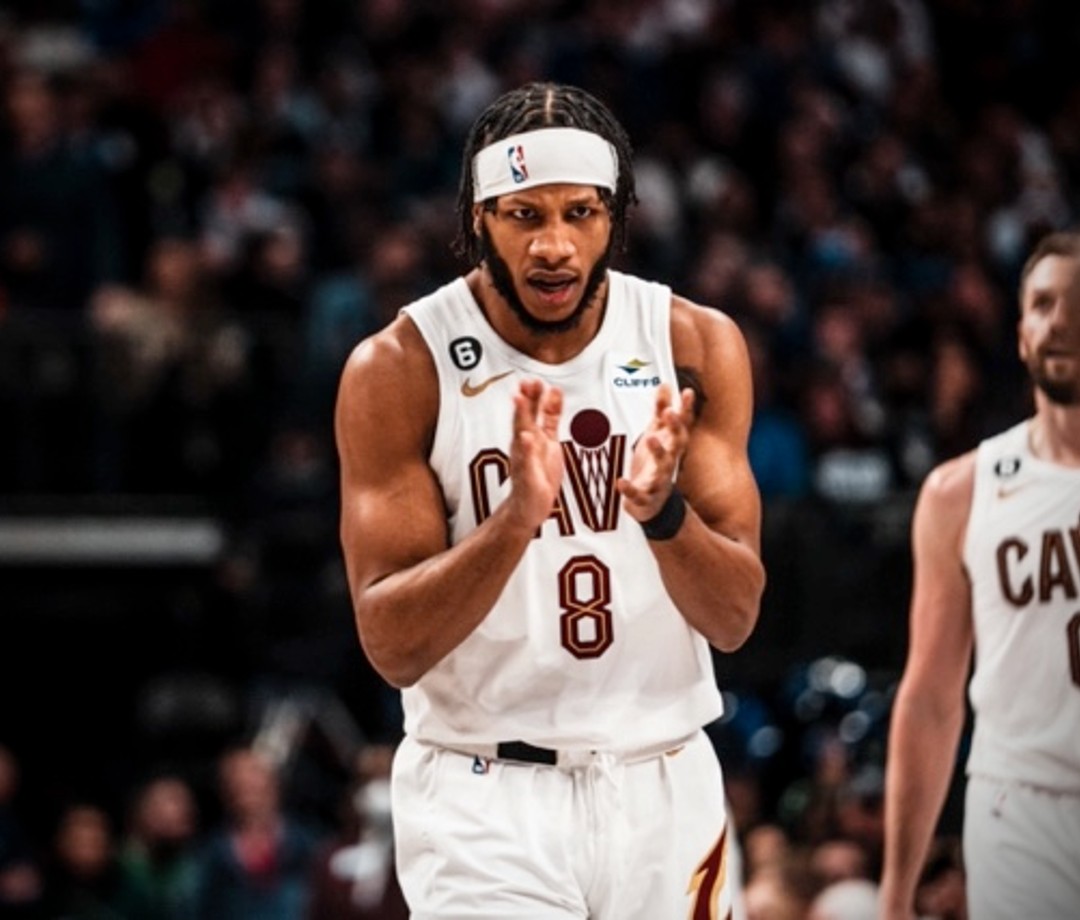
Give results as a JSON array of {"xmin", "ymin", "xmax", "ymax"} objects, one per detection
[{"xmin": 478, "ymin": 224, "xmax": 612, "ymax": 335}]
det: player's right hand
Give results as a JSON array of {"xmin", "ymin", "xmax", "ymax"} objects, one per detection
[{"xmin": 505, "ymin": 379, "xmax": 565, "ymax": 531}]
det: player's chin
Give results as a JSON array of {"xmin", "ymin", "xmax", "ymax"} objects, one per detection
[{"xmin": 1035, "ymin": 373, "xmax": 1080, "ymax": 405}]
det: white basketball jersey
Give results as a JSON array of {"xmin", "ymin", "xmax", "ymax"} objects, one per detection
[
  {"xmin": 399, "ymin": 270, "xmax": 723, "ymax": 750},
  {"xmin": 962, "ymin": 419, "xmax": 1080, "ymax": 792}
]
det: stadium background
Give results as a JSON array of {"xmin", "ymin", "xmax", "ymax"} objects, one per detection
[{"xmin": 0, "ymin": 0, "xmax": 1076, "ymax": 874}]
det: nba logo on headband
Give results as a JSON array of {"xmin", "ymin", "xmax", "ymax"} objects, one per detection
[
  {"xmin": 473, "ymin": 128, "xmax": 618, "ymax": 201},
  {"xmin": 508, "ymin": 145, "xmax": 528, "ymax": 183}
]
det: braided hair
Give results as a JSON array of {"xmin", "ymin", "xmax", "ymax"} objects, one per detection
[{"xmin": 452, "ymin": 82, "xmax": 637, "ymax": 264}]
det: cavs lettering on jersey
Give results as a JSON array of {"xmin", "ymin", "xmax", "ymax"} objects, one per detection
[
  {"xmin": 962, "ymin": 420, "xmax": 1080, "ymax": 793},
  {"xmin": 400, "ymin": 270, "xmax": 723, "ymax": 751}
]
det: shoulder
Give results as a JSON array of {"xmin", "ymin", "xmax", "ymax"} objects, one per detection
[
  {"xmin": 669, "ymin": 294, "xmax": 748, "ymax": 369},
  {"xmin": 919, "ymin": 449, "xmax": 977, "ymax": 510},
  {"xmin": 336, "ymin": 313, "xmax": 437, "ymax": 435},
  {"xmin": 340, "ymin": 313, "xmax": 433, "ymax": 390},
  {"xmin": 912, "ymin": 449, "xmax": 977, "ymax": 548}
]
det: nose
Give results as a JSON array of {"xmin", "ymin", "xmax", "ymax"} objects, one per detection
[
  {"xmin": 1048, "ymin": 295, "xmax": 1074, "ymax": 333},
  {"xmin": 528, "ymin": 220, "xmax": 575, "ymax": 263}
]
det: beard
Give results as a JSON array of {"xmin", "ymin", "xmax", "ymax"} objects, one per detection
[
  {"xmin": 1033, "ymin": 371, "xmax": 1080, "ymax": 405},
  {"xmin": 479, "ymin": 224, "xmax": 612, "ymax": 336},
  {"xmin": 1029, "ymin": 352, "xmax": 1080, "ymax": 405}
]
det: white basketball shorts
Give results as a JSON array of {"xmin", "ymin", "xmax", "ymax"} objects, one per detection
[
  {"xmin": 964, "ymin": 774, "xmax": 1080, "ymax": 920},
  {"xmin": 391, "ymin": 729, "xmax": 734, "ymax": 919}
]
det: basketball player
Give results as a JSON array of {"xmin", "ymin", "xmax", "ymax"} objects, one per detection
[
  {"xmin": 334, "ymin": 82, "xmax": 765, "ymax": 919},
  {"xmin": 880, "ymin": 231, "xmax": 1080, "ymax": 920}
]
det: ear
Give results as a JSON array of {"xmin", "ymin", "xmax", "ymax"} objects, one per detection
[
  {"xmin": 1017, "ymin": 316, "xmax": 1029, "ymax": 362},
  {"xmin": 472, "ymin": 203, "xmax": 485, "ymax": 236}
]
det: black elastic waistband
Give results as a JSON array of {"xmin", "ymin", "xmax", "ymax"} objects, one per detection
[{"xmin": 496, "ymin": 740, "xmax": 558, "ymax": 765}]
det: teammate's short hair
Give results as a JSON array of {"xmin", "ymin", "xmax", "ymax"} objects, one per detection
[{"xmin": 1019, "ymin": 229, "xmax": 1080, "ymax": 302}]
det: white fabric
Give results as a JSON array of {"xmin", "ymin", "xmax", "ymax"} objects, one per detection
[
  {"xmin": 961, "ymin": 419, "xmax": 1080, "ymax": 793},
  {"xmin": 392, "ymin": 730, "xmax": 733, "ymax": 919},
  {"xmin": 398, "ymin": 269, "xmax": 722, "ymax": 752},
  {"xmin": 963, "ymin": 776, "xmax": 1080, "ymax": 920},
  {"xmin": 472, "ymin": 127, "xmax": 618, "ymax": 201}
]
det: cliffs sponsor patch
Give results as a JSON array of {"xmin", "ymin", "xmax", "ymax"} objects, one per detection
[{"xmin": 613, "ymin": 357, "xmax": 660, "ymax": 388}]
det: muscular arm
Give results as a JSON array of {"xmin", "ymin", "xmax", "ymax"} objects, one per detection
[
  {"xmin": 619, "ymin": 299, "xmax": 765, "ymax": 651},
  {"xmin": 880, "ymin": 453, "xmax": 976, "ymax": 919},
  {"xmin": 335, "ymin": 317, "xmax": 565, "ymax": 688}
]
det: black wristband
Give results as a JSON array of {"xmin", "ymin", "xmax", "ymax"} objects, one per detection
[{"xmin": 640, "ymin": 487, "xmax": 687, "ymax": 541}]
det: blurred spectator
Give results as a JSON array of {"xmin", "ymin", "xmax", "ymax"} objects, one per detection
[
  {"xmin": 809, "ymin": 836, "xmax": 871, "ymax": 887},
  {"xmin": 777, "ymin": 728, "xmax": 852, "ymax": 845},
  {"xmin": 191, "ymin": 744, "xmax": 323, "ymax": 920},
  {"xmin": 39, "ymin": 802, "xmax": 124, "ymax": 920},
  {"xmin": 926, "ymin": 324, "xmax": 988, "ymax": 462},
  {"xmin": 0, "ymin": 744, "xmax": 43, "ymax": 916},
  {"xmin": 914, "ymin": 836, "xmax": 967, "ymax": 920},
  {"xmin": 735, "ymin": 259, "xmax": 809, "ymax": 361},
  {"xmin": 833, "ymin": 765, "xmax": 885, "ymax": 880},
  {"xmin": 741, "ymin": 822, "xmax": 792, "ymax": 886},
  {"xmin": 301, "ymin": 218, "xmax": 433, "ymax": 426},
  {"xmin": 306, "ymin": 743, "xmax": 407, "ymax": 920},
  {"xmin": 742, "ymin": 851, "xmax": 817, "ymax": 920},
  {"xmin": 112, "ymin": 773, "xmax": 200, "ymax": 920},
  {"xmin": 725, "ymin": 768, "xmax": 768, "ymax": 846},
  {"xmin": 807, "ymin": 877, "xmax": 879, "ymax": 920},
  {"xmin": 90, "ymin": 233, "xmax": 269, "ymax": 496},
  {"xmin": 0, "ymin": 67, "xmax": 126, "ymax": 312},
  {"xmin": 877, "ymin": 316, "xmax": 936, "ymax": 487},
  {"xmin": 169, "ymin": 72, "xmax": 247, "ymax": 194},
  {"xmin": 222, "ymin": 221, "xmax": 314, "ymax": 421},
  {"xmin": 298, "ymin": 140, "xmax": 375, "ymax": 276},
  {"xmin": 123, "ymin": 0, "xmax": 234, "ymax": 110},
  {"xmin": 246, "ymin": 42, "xmax": 326, "ymax": 198},
  {"xmin": 745, "ymin": 323, "xmax": 811, "ymax": 500},
  {"xmin": 802, "ymin": 361, "xmax": 895, "ymax": 503},
  {"xmin": 224, "ymin": 423, "xmax": 355, "ymax": 693},
  {"xmin": 197, "ymin": 155, "xmax": 296, "ymax": 280}
]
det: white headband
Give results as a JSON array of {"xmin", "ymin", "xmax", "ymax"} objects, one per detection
[{"xmin": 472, "ymin": 127, "xmax": 619, "ymax": 202}]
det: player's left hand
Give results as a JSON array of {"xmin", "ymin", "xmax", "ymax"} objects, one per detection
[{"xmin": 617, "ymin": 383, "xmax": 694, "ymax": 521}]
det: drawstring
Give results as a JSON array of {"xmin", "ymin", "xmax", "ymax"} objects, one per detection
[{"xmin": 582, "ymin": 752, "xmax": 627, "ymax": 901}]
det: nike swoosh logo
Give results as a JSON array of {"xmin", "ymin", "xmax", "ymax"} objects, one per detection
[
  {"xmin": 461, "ymin": 370, "xmax": 513, "ymax": 397},
  {"xmin": 997, "ymin": 483, "xmax": 1030, "ymax": 499}
]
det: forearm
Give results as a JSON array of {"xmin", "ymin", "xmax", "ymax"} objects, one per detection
[
  {"xmin": 354, "ymin": 504, "xmax": 535, "ymax": 688},
  {"xmin": 880, "ymin": 692, "xmax": 965, "ymax": 916},
  {"xmin": 648, "ymin": 506, "xmax": 765, "ymax": 651}
]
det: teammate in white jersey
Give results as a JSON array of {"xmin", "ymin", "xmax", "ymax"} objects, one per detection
[
  {"xmin": 881, "ymin": 231, "xmax": 1080, "ymax": 920},
  {"xmin": 335, "ymin": 82, "xmax": 765, "ymax": 919}
]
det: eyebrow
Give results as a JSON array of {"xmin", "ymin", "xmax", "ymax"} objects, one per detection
[{"xmin": 499, "ymin": 189, "xmax": 604, "ymax": 207}]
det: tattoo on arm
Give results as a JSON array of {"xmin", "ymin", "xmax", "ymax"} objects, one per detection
[{"xmin": 676, "ymin": 365, "xmax": 706, "ymax": 421}]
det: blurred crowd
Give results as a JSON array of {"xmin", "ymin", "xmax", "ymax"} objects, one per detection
[
  {"xmin": 0, "ymin": 738, "xmax": 411, "ymax": 919},
  {"xmin": 2, "ymin": 0, "xmax": 1078, "ymax": 916},
  {"xmin": 2, "ymin": 0, "xmax": 1075, "ymax": 504},
  {"xmin": 0, "ymin": 705, "xmax": 960, "ymax": 920}
]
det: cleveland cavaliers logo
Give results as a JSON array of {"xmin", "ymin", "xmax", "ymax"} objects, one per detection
[
  {"xmin": 562, "ymin": 409, "xmax": 626, "ymax": 532},
  {"xmin": 467, "ymin": 409, "xmax": 626, "ymax": 660},
  {"xmin": 468, "ymin": 408, "xmax": 627, "ymax": 534}
]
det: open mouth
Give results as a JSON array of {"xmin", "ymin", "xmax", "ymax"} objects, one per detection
[
  {"xmin": 528, "ymin": 276, "xmax": 577, "ymax": 294},
  {"xmin": 525, "ymin": 275, "xmax": 579, "ymax": 308}
]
